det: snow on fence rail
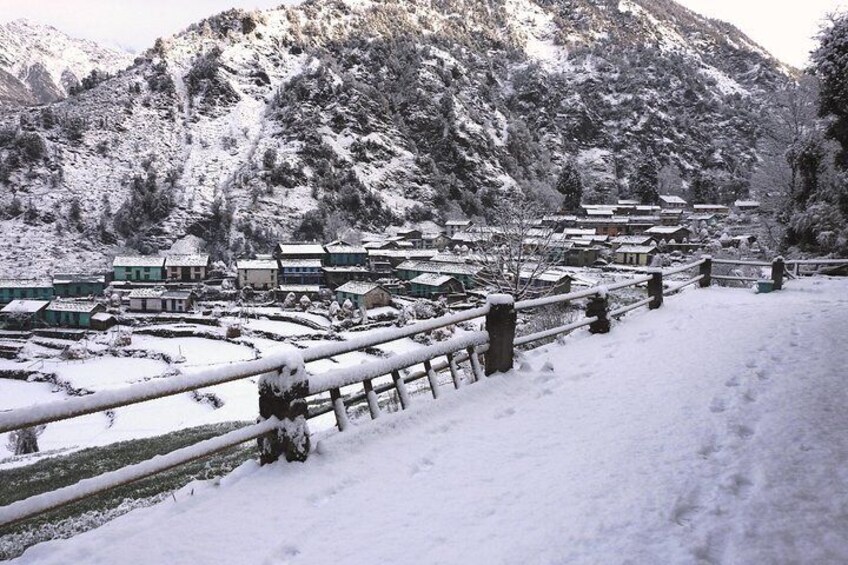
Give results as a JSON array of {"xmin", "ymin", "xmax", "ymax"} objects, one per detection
[{"xmin": 0, "ymin": 254, "xmax": 823, "ymax": 527}]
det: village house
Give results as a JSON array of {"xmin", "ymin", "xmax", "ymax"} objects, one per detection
[
  {"xmin": 444, "ymin": 220, "xmax": 473, "ymax": 237},
  {"xmin": 395, "ymin": 260, "xmax": 479, "ymax": 290},
  {"xmin": 161, "ymin": 290, "xmax": 195, "ymax": 313},
  {"xmin": 624, "ymin": 216, "xmax": 662, "ymax": 235},
  {"xmin": 693, "ymin": 204, "xmax": 730, "ymax": 215},
  {"xmin": 113, "ymin": 256, "xmax": 166, "ymax": 282},
  {"xmin": 128, "ymin": 288, "xmax": 165, "ymax": 312},
  {"xmin": 395, "ymin": 229, "xmax": 423, "ymax": 249},
  {"xmin": 659, "ymin": 195, "xmax": 688, "ymax": 209},
  {"xmin": 0, "ymin": 279, "xmax": 54, "ymax": 304},
  {"xmin": 278, "ymin": 259, "xmax": 324, "ymax": 286},
  {"xmin": 614, "ymin": 245, "xmax": 658, "ymax": 266},
  {"xmin": 734, "ymin": 200, "xmax": 761, "ymax": 213},
  {"xmin": 449, "ymin": 231, "xmax": 490, "ymax": 249},
  {"xmin": 0, "ymin": 300, "xmax": 49, "ymax": 329},
  {"xmin": 660, "ymin": 209, "xmax": 685, "ymax": 226},
  {"xmin": 323, "ymin": 266, "xmax": 372, "ymax": 289},
  {"xmin": 518, "ymin": 271, "xmax": 573, "ymax": 297},
  {"xmin": 91, "ymin": 312, "xmax": 117, "ymax": 331},
  {"xmin": 610, "ymin": 235, "xmax": 655, "ymax": 250},
  {"xmin": 576, "ymin": 217, "xmax": 629, "ymax": 237},
  {"xmin": 236, "ymin": 259, "xmax": 278, "ymax": 290},
  {"xmin": 52, "ymin": 274, "xmax": 107, "ymax": 298},
  {"xmin": 165, "ymin": 255, "xmax": 211, "ymax": 282},
  {"xmin": 367, "ymin": 248, "xmax": 439, "ymax": 270},
  {"xmin": 324, "ymin": 244, "xmax": 368, "ymax": 267},
  {"xmin": 45, "ymin": 301, "xmax": 105, "ymax": 328},
  {"xmin": 421, "ymin": 233, "xmax": 452, "ymax": 250},
  {"xmin": 688, "ymin": 214, "xmax": 718, "ymax": 227},
  {"xmin": 274, "ymin": 243, "xmax": 327, "ymax": 264},
  {"xmin": 335, "ymin": 281, "xmax": 392, "ymax": 309},
  {"xmin": 645, "ymin": 225, "xmax": 691, "ymax": 244},
  {"xmin": 409, "ymin": 273, "xmax": 464, "ymax": 299}
]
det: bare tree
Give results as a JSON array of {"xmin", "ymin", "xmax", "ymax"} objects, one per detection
[{"xmin": 470, "ymin": 197, "xmax": 560, "ymax": 301}]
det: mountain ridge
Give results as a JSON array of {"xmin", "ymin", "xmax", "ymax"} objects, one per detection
[{"xmin": 0, "ymin": 0, "xmax": 792, "ymax": 277}]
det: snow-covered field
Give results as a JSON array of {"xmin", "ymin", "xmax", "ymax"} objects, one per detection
[{"xmin": 11, "ymin": 277, "xmax": 848, "ymax": 564}]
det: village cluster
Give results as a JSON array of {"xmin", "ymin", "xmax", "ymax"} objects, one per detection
[{"xmin": 0, "ymin": 196, "xmax": 763, "ymax": 332}]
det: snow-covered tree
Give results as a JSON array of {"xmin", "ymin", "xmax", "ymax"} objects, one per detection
[
  {"xmin": 630, "ymin": 156, "xmax": 660, "ymax": 205},
  {"xmin": 7, "ymin": 425, "xmax": 45, "ymax": 455},
  {"xmin": 555, "ymin": 160, "xmax": 583, "ymax": 212}
]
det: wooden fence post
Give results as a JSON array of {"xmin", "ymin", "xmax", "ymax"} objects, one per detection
[
  {"xmin": 772, "ymin": 256, "xmax": 785, "ymax": 291},
  {"xmin": 699, "ymin": 255, "xmax": 712, "ymax": 288},
  {"xmin": 648, "ymin": 269, "xmax": 663, "ymax": 310},
  {"xmin": 258, "ymin": 352, "xmax": 310, "ymax": 465},
  {"xmin": 587, "ymin": 292, "xmax": 610, "ymax": 334},
  {"xmin": 484, "ymin": 294, "xmax": 516, "ymax": 376}
]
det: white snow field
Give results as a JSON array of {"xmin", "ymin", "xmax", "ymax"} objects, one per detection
[{"xmin": 12, "ymin": 278, "xmax": 848, "ymax": 564}]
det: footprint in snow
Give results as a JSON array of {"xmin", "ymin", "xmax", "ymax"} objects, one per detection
[
  {"xmin": 732, "ymin": 424, "xmax": 755, "ymax": 440},
  {"xmin": 494, "ymin": 407, "xmax": 516, "ymax": 420},
  {"xmin": 411, "ymin": 457, "xmax": 435, "ymax": 476},
  {"xmin": 724, "ymin": 473, "xmax": 754, "ymax": 499},
  {"xmin": 725, "ymin": 375, "xmax": 741, "ymax": 388},
  {"xmin": 264, "ymin": 545, "xmax": 300, "ymax": 565},
  {"xmin": 541, "ymin": 361, "xmax": 555, "ymax": 372},
  {"xmin": 709, "ymin": 396, "xmax": 728, "ymax": 414}
]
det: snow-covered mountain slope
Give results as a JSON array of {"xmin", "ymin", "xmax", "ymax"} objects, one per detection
[
  {"xmin": 12, "ymin": 278, "xmax": 848, "ymax": 564},
  {"xmin": 0, "ymin": 0, "xmax": 792, "ymax": 276},
  {"xmin": 0, "ymin": 19, "xmax": 133, "ymax": 106}
]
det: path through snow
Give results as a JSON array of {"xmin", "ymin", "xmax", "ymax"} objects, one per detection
[{"xmin": 11, "ymin": 278, "xmax": 848, "ymax": 564}]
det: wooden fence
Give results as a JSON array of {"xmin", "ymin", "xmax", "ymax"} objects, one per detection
[{"xmin": 0, "ymin": 254, "xmax": 840, "ymax": 527}]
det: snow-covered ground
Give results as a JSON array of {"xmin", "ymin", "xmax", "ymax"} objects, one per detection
[{"xmin": 11, "ymin": 277, "xmax": 848, "ymax": 564}]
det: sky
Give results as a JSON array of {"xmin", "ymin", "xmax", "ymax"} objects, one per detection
[{"xmin": 0, "ymin": 0, "xmax": 844, "ymax": 68}]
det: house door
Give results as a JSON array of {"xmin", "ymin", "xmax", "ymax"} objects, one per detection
[{"xmin": 182, "ymin": 267, "xmax": 191, "ymax": 281}]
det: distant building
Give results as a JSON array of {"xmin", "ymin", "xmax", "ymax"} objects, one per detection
[
  {"xmin": 278, "ymin": 259, "xmax": 324, "ymax": 286},
  {"xmin": 128, "ymin": 288, "xmax": 165, "ymax": 312},
  {"xmin": 0, "ymin": 279, "xmax": 54, "ymax": 304},
  {"xmin": 236, "ymin": 259, "xmax": 279, "ymax": 290},
  {"xmin": 335, "ymin": 281, "xmax": 392, "ymax": 309},
  {"xmin": 323, "ymin": 266, "xmax": 372, "ymax": 289},
  {"xmin": 0, "ymin": 300, "xmax": 49, "ymax": 329},
  {"xmin": 53, "ymin": 274, "xmax": 107, "ymax": 298},
  {"xmin": 45, "ymin": 301, "xmax": 105, "ymax": 328},
  {"xmin": 161, "ymin": 290, "xmax": 195, "ymax": 313},
  {"xmin": 659, "ymin": 195, "xmax": 688, "ymax": 209},
  {"xmin": 518, "ymin": 271, "xmax": 572, "ymax": 297},
  {"xmin": 734, "ymin": 200, "xmax": 761, "ymax": 213},
  {"xmin": 324, "ymin": 244, "xmax": 368, "ymax": 267},
  {"xmin": 693, "ymin": 204, "xmax": 730, "ymax": 215},
  {"xmin": 421, "ymin": 233, "xmax": 452, "ymax": 250},
  {"xmin": 409, "ymin": 273, "xmax": 464, "ymax": 299},
  {"xmin": 113, "ymin": 256, "xmax": 166, "ymax": 282},
  {"xmin": 444, "ymin": 220, "xmax": 473, "ymax": 238},
  {"xmin": 274, "ymin": 243, "xmax": 327, "ymax": 263},
  {"xmin": 614, "ymin": 245, "xmax": 658, "ymax": 266},
  {"xmin": 395, "ymin": 229, "xmax": 423, "ymax": 248},
  {"xmin": 645, "ymin": 225, "xmax": 691, "ymax": 243},
  {"xmin": 610, "ymin": 235, "xmax": 655, "ymax": 250},
  {"xmin": 165, "ymin": 255, "xmax": 211, "ymax": 282},
  {"xmin": 395, "ymin": 260, "xmax": 480, "ymax": 289}
]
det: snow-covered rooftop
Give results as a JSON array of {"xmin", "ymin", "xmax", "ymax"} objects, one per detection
[
  {"xmin": 335, "ymin": 281, "xmax": 383, "ymax": 295},
  {"xmin": 112, "ymin": 256, "xmax": 165, "ymax": 268},
  {"xmin": 646, "ymin": 226, "xmax": 688, "ymax": 234},
  {"xmin": 616, "ymin": 245, "xmax": 658, "ymax": 254},
  {"xmin": 52, "ymin": 274, "xmax": 106, "ymax": 284},
  {"xmin": 409, "ymin": 273, "xmax": 456, "ymax": 287},
  {"xmin": 278, "ymin": 260, "xmax": 323, "ymax": 269},
  {"xmin": 236, "ymin": 260, "xmax": 278, "ymax": 271},
  {"xmin": 46, "ymin": 300, "xmax": 102, "ymax": 313},
  {"xmin": 0, "ymin": 278, "xmax": 52, "ymax": 288},
  {"xmin": 659, "ymin": 195, "xmax": 687, "ymax": 205},
  {"xmin": 0, "ymin": 299, "xmax": 50, "ymax": 314},
  {"xmin": 128, "ymin": 289, "xmax": 164, "ymax": 299},
  {"xmin": 324, "ymin": 245, "xmax": 367, "ymax": 255},
  {"xmin": 276, "ymin": 244, "xmax": 326, "ymax": 256},
  {"xmin": 164, "ymin": 255, "xmax": 210, "ymax": 268}
]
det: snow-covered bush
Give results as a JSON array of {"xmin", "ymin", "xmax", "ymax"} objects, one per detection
[{"xmin": 299, "ymin": 295, "xmax": 313, "ymax": 311}]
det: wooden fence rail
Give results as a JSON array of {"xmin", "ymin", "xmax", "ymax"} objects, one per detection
[{"xmin": 0, "ymin": 253, "xmax": 835, "ymax": 527}]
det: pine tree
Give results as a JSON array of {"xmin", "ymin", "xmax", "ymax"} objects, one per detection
[
  {"xmin": 630, "ymin": 157, "xmax": 659, "ymax": 205},
  {"xmin": 555, "ymin": 161, "xmax": 583, "ymax": 211}
]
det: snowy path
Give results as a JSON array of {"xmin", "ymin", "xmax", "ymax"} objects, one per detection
[{"xmin": 12, "ymin": 279, "xmax": 848, "ymax": 564}]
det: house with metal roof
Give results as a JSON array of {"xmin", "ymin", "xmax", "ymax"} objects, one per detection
[
  {"xmin": 0, "ymin": 279, "xmax": 54, "ymax": 304},
  {"xmin": 45, "ymin": 300, "xmax": 105, "ymax": 328},
  {"xmin": 52, "ymin": 274, "xmax": 107, "ymax": 298},
  {"xmin": 0, "ymin": 300, "xmax": 49, "ymax": 329},
  {"xmin": 614, "ymin": 245, "xmax": 658, "ymax": 266},
  {"xmin": 274, "ymin": 243, "xmax": 327, "ymax": 263},
  {"xmin": 165, "ymin": 255, "xmax": 211, "ymax": 282},
  {"xmin": 395, "ymin": 260, "xmax": 480, "ymax": 289},
  {"xmin": 236, "ymin": 259, "xmax": 279, "ymax": 290},
  {"xmin": 335, "ymin": 281, "xmax": 392, "ymax": 309},
  {"xmin": 409, "ymin": 273, "xmax": 464, "ymax": 299},
  {"xmin": 113, "ymin": 256, "xmax": 166, "ymax": 282},
  {"xmin": 279, "ymin": 259, "xmax": 324, "ymax": 286},
  {"xmin": 324, "ymin": 244, "xmax": 368, "ymax": 267}
]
